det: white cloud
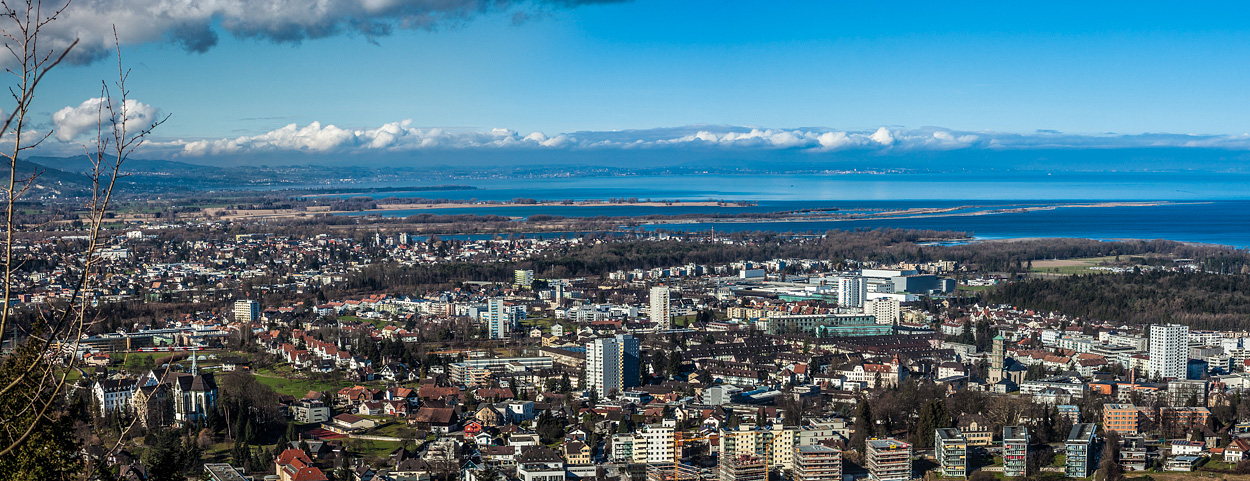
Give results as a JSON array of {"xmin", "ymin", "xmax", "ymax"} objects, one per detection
[
  {"xmin": 148, "ymin": 121, "xmax": 1250, "ymax": 158},
  {"xmin": 52, "ymin": 97, "xmax": 161, "ymax": 142},
  {"xmin": 870, "ymin": 127, "xmax": 894, "ymax": 146}
]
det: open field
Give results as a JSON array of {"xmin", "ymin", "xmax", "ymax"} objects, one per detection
[
  {"xmin": 253, "ymin": 369, "xmax": 360, "ymax": 398},
  {"xmin": 1029, "ymin": 254, "xmax": 1166, "ymax": 275}
]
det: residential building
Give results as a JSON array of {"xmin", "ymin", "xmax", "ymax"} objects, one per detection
[
  {"xmin": 1003, "ymin": 426, "xmax": 1029, "ymax": 478},
  {"xmin": 643, "ymin": 423, "xmax": 676, "ymax": 465},
  {"xmin": 865, "ymin": 297, "xmax": 900, "ymax": 325},
  {"xmin": 516, "ymin": 446, "xmax": 565, "ymax": 481},
  {"xmin": 866, "ymin": 438, "xmax": 911, "ymax": 481},
  {"xmin": 515, "ymin": 269, "xmax": 534, "ymax": 287},
  {"xmin": 92, "ymin": 378, "xmax": 137, "ymax": 417},
  {"xmin": 1065, "ymin": 423, "xmax": 1099, "ymax": 478},
  {"xmin": 1149, "ymin": 324, "xmax": 1188, "ymax": 379},
  {"xmin": 793, "ymin": 445, "xmax": 841, "ymax": 481},
  {"xmin": 488, "ymin": 298, "xmax": 524, "ymax": 339},
  {"xmin": 585, "ymin": 334, "xmax": 641, "ymax": 397},
  {"xmin": 650, "ymin": 286, "xmax": 671, "ymax": 330},
  {"xmin": 1103, "ymin": 404, "xmax": 1141, "ymax": 435},
  {"xmin": 586, "ymin": 337, "xmax": 621, "ymax": 398},
  {"xmin": 233, "ymin": 299, "xmax": 259, "ymax": 323},
  {"xmin": 275, "ymin": 448, "xmax": 327, "ymax": 481},
  {"xmin": 293, "ymin": 399, "xmax": 331, "ymax": 424},
  {"xmin": 936, "ymin": 428, "xmax": 968, "ymax": 478},
  {"xmin": 1121, "ymin": 436, "xmax": 1149, "ymax": 471},
  {"xmin": 1159, "ymin": 407, "xmax": 1211, "ymax": 436},
  {"xmin": 564, "ymin": 441, "xmax": 592, "ymax": 465},
  {"xmin": 959, "ymin": 418, "xmax": 994, "ymax": 446},
  {"xmin": 837, "ymin": 276, "xmax": 867, "ymax": 309}
]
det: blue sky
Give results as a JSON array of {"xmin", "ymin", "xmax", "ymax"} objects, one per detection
[{"xmin": 30, "ymin": 0, "xmax": 1250, "ymax": 159}]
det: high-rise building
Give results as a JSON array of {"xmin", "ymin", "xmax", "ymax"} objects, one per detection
[
  {"xmin": 515, "ymin": 269, "xmax": 535, "ymax": 288},
  {"xmin": 617, "ymin": 333, "xmax": 641, "ymax": 389},
  {"xmin": 935, "ymin": 428, "xmax": 968, "ymax": 478},
  {"xmin": 488, "ymin": 298, "xmax": 524, "ymax": 339},
  {"xmin": 794, "ymin": 445, "xmax": 841, "ymax": 481},
  {"xmin": 866, "ymin": 439, "xmax": 911, "ymax": 481},
  {"xmin": 1003, "ymin": 426, "xmax": 1030, "ymax": 478},
  {"xmin": 586, "ymin": 334, "xmax": 640, "ymax": 397},
  {"xmin": 1065, "ymin": 423, "xmax": 1099, "ymax": 478},
  {"xmin": 233, "ymin": 299, "xmax": 259, "ymax": 323},
  {"xmin": 865, "ymin": 298, "xmax": 901, "ymax": 325},
  {"xmin": 1149, "ymin": 324, "xmax": 1189, "ymax": 379},
  {"xmin": 650, "ymin": 286, "xmax": 671, "ymax": 330},
  {"xmin": 836, "ymin": 276, "xmax": 867, "ymax": 309},
  {"xmin": 587, "ymin": 337, "xmax": 621, "ymax": 397}
]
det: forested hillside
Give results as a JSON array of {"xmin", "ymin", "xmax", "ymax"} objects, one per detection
[{"xmin": 986, "ymin": 270, "xmax": 1250, "ymax": 329}]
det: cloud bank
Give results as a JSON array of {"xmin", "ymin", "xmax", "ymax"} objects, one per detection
[
  {"xmin": 146, "ymin": 121, "xmax": 1250, "ymax": 157},
  {"xmin": 30, "ymin": 0, "xmax": 626, "ymax": 64}
]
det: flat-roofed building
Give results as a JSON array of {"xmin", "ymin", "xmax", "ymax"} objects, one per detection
[
  {"xmin": 1103, "ymin": 404, "xmax": 1141, "ymax": 435},
  {"xmin": 1003, "ymin": 426, "xmax": 1030, "ymax": 478},
  {"xmin": 1121, "ymin": 436, "xmax": 1149, "ymax": 471},
  {"xmin": 1065, "ymin": 423, "xmax": 1100, "ymax": 478},
  {"xmin": 1159, "ymin": 406, "xmax": 1211, "ymax": 435},
  {"xmin": 866, "ymin": 439, "xmax": 911, "ymax": 481},
  {"xmin": 793, "ymin": 445, "xmax": 841, "ymax": 481},
  {"xmin": 936, "ymin": 428, "xmax": 968, "ymax": 478}
]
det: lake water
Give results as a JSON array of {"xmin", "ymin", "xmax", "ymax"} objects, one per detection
[{"xmin": 335, "ymin": 172, "xmax": 1250, "ymax": 247}]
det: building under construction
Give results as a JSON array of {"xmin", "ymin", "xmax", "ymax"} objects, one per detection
[
  {"xmin": 793, "ymin": 445, "xmax": 841, "ymax": 481},
  {"xmin": 719, "ymin": 454, "xmax": 767, "ymax": 481},
  {"xmin": 647, "ymin": 463, "xmax": 704, "ymax": 481}
]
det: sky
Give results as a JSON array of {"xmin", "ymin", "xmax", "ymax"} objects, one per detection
[{"xmin": 25, "ymin": 0, "xmax": 1250, "ymax": 162}]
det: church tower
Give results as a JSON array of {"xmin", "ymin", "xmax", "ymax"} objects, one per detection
[{"xmin": 988, "ymin": 333, "xmax": 1005, "ymax": 383}]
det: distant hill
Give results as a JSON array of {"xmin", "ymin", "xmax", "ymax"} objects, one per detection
[
  {"xmin": 27, "ymin": 155, "xmax": 219, "ymax": 175},
  {"xmin": 12, "ymin": 158, "xmax": 93, "ymax": 196}
]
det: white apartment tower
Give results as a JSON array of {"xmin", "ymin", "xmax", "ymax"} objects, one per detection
[
  {"xmin": 488, "ymin": 298, "xmax": 524, "ymax": 339},
  {"xmin": 587, "ymin": 337, "xmax": 622, "ymax": 397},
  {"xmin": 837, "ymin": 276, "xmax": 867, "ymax": 309},
  {"xmin": 1149, "ymin": 324, "xmax": 1189, "ymax": 379},
  {"xmin": 866, "ymin": 297, "xmax": 901, "ymax": 325},
  {"xmin": 585, "ymin": 334, "xmax": 640, "ymax": 397},
  {"xmin": 650, "ymin": 286, "xmax": 671, "ymax": 330},
  {"xmin": 233, "ymin": 299, "xmax": 259, "ymax": 323}
]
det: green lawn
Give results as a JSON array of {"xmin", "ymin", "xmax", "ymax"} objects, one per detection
[
  {"xmin": 369, "ymin": 423, "xmax": 423, "ymax": 440},
  {"xmin": 339, "ymin": 315, "xmax": 388, "ymax": 329},
  {"xmin": 253, "ymin": 371, "xmax": 358, "ymax": 398},
  {"xmin": 347, "ymin": 439, "xmax": 406, "ymax": 460},
  {"xmin": 519, "ymin": 317, "xmax": 573, "ymax": 332},
  {"xmin": 957, "ymin": 284, "xmax": 995, "ymax": 292}
]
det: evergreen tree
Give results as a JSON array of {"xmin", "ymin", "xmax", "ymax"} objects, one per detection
[{"xmin": 851, "ymin": 398, "xmax": 874, "ymax": 455}]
